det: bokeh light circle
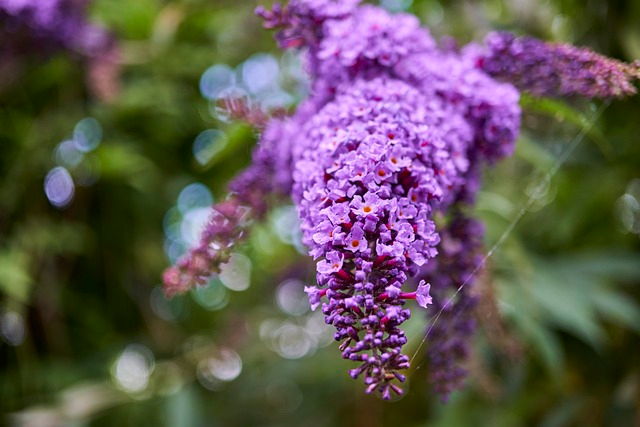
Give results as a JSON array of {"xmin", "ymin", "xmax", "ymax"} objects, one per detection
[
  {"xmin": 73, "ymin": 117, "xmax": 102, "ymax": 153},
  {"xmin": 44, "ymin": 166, "xmax": 75, "ymax": 208},
  {"xmin": 199, "ymin": 64, "xmax": 236, "ymax": 100}
]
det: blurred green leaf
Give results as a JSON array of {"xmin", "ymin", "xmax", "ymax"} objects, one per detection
[
  {"xmin": 520, "ymin": 94, "xmax": 613, "ymax": 158},
  {"xmin": 558, "ymin": 252, "xmax": 640, "ymax": 282},
  {"xmin": 538, "ymin": 396, "xmax": 588, "ymax": 427},
  {"xmin": 530, "ymin": 263, "xmax": 606, "ymax": 351},
  {"xmin": 591, "ymin": 289, "xmax": 640, "ymax": 335},
  {"xmin": 498, "ymin": 277, "xmax": 565, "ymax": 375},
  {"xmin": 98, "ymin": 143, "xmax": 160, "ymax": 191},
  {"xmin": 0, "ymin": 250, "xmax": 32, "ymax": 303}
]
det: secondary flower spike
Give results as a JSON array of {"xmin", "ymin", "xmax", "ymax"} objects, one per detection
[
  {"xmin": 481, "ymin": 31, "xmax": 640, "ymax": 98},
  {"xmin": 163, "ymin": 0, "xmax": 638, "ymax": 400},
  {"xmin": 416, "ymin": 214, "xmax": 485, "ymax": 401}
]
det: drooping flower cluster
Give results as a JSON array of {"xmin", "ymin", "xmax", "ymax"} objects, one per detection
[
  {"xmin": 416, "ymin": 214, "xmax": 485, "ymax": 400},
  {"xmin": 162, "ymin": 197, "xmax": 252, "ymax": 298},
  {"xmin": 163, "ymin": 0, "xmax": 638, "ymax": 399},
  {"xmin": 295, "ymin": 77, "xmax": 452, "ymax": 398},
  {"xmin": 255, "ymin": 0, "xmax": 522, "ymax": 399},
  {"xmin": 481, "ymin": 31, "xmax": 640, "ymax": 99},
  {"xmin": 163, "ymin": 118, "xmax": 295, "ymax": 297}
]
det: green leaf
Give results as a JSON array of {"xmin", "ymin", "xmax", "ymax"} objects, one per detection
[
  {"xmin": 520, "ymin": 94, "xmax": 613, "ymax": 158},
  {"xmin": 498, "ymin": 278, "xmax": 565, "ymax": 374},
  {"xmin": 0, "ymin": 250, "xmax": 32, "ymax": 303},
  {"xmin": 559, "ymin": 252, "xmax": 640, "ymax": 283},
  {"xmin": 538, "ymin": 396, "xmax": 589, "ymax": 427},
  {"xmin": 513, "ymin": 312, "xmax": 565, "ymax": 376},
  {"xmin": 98, "ymin": 143, "xmax": 159, "ymax": 192},
  {"xmin": 591, "ymin": 289, "xmax": 640, "ymax": 334},
  {"xmin": 529, "ymin": 264, "xmax": 606, "ymax": 351}
]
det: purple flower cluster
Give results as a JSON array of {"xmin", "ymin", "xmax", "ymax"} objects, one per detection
[
  {"xmin": 481, "ymin": 31, "xmax": 640, "ymax": 99},
  {"xmin": 296, "ymin": 77, "xmax": 451, "ymax": 399},
  {"xmin": 1, "ymin": 0, "xmax": 120, "ymax": 101},
  {"xmin": 288, "ymin": 62, "xmax": 517, "ymax": 396},
  {"xmin": 260, "ymin": 1, "xmax": 520, "ymax": 398},
  {"xmin": 163, "ymin": 197, "xmax": 253, "ymax": 298},
  {"xmin": 163, "ymin": 118, "xmax": 296, "ymax": 297},
  {"xmin": 163, "ymin": 0, "xmax": 637, "ymax": 400},
  {"xmin": 314, "ymin": 4, "xmax": 435, "ymax": 86}
]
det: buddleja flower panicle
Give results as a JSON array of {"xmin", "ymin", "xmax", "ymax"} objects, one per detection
[
  {"xmin": 1, "ymin": 0, "xmax": 120, "ymax": 101},
  {"xmin": 481, "ymin": 31, "xmax": 640, "ymax": 98},
  {"xmin": 162, "ymin": 0, "xmax": 637, "ymax": 400},
  {"xmin": 288, "ymin": 69, "xmax": 518, "ymax": 397},
  {"xmin": 162, "ymin": 118, "xmax": 296, "ymax": 297},
  {"xmin": 162, "ymin": 197, "xmax": 253, "ymax": 298},
  {"xmin": 417, "ymin": 214, "xmax": 485, "ymax": 400}
]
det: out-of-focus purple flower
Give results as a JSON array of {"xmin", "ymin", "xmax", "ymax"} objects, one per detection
[
  {"xmin": 163, "ymin": 198, "xmax": 253, "ymax": 298},
  {"xmin": 255, "ymin": 0, "xmax": 360, "ymax": 51},
  {"xmin": 228, "ymin": 118, "xmax": 297, "ymax": 215},
  {"xmin": 0, "ymin": 0, "xmax": 112, "ymax": 56},
  {"xmin": 163, "ymin": 118, "xmax": 297, "ymax": 296},
  {"xmin": 417, "ymin": 214, "xmax": 484, "ymax": 401},
  {"xmin": 0, "ymin": 0, "xmax": 120, "ymax": 101},
  {"xmin": 480, "ymin": 31, "xmax": 640, "ymax": 99}
]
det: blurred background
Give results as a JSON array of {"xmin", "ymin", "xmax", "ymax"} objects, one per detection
[{"xmin": 1, "ymin": 0, "xmax": 640, "ymax": 426}]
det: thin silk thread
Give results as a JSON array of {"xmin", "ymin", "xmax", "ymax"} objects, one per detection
[{"xmin": 409, "ymin": 99, "xmax": 611, "ymax": 368}]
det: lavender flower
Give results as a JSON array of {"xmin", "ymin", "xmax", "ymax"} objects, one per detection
[{"xmin": 480, "ymin": 31, "xmax": 640, "ymax": 98}]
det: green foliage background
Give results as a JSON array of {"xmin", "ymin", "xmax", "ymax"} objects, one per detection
[{"xmin": 1, "ymin": 0, "xmax": 640, "ymax": 426}]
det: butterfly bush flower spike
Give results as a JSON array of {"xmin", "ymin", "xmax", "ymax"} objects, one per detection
[
  {"xmin": 253, "ymin": 0, "xmax": 521, "ymax": 399},
  {"xmin": 481, "ymin": 31, "xmax": 640, "ymax": 98},
  {"xmin": 417, "ymin": 214, "xmax": 484, "ymax": 400},
  {"xmin": 162, "ymin": 0, "xmax": 639, "ymax": 400}
]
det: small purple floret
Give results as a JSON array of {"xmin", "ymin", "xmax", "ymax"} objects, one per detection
[{"xmin": 416, "ymin": 280, "xmax": 432, "ymax": 308}]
